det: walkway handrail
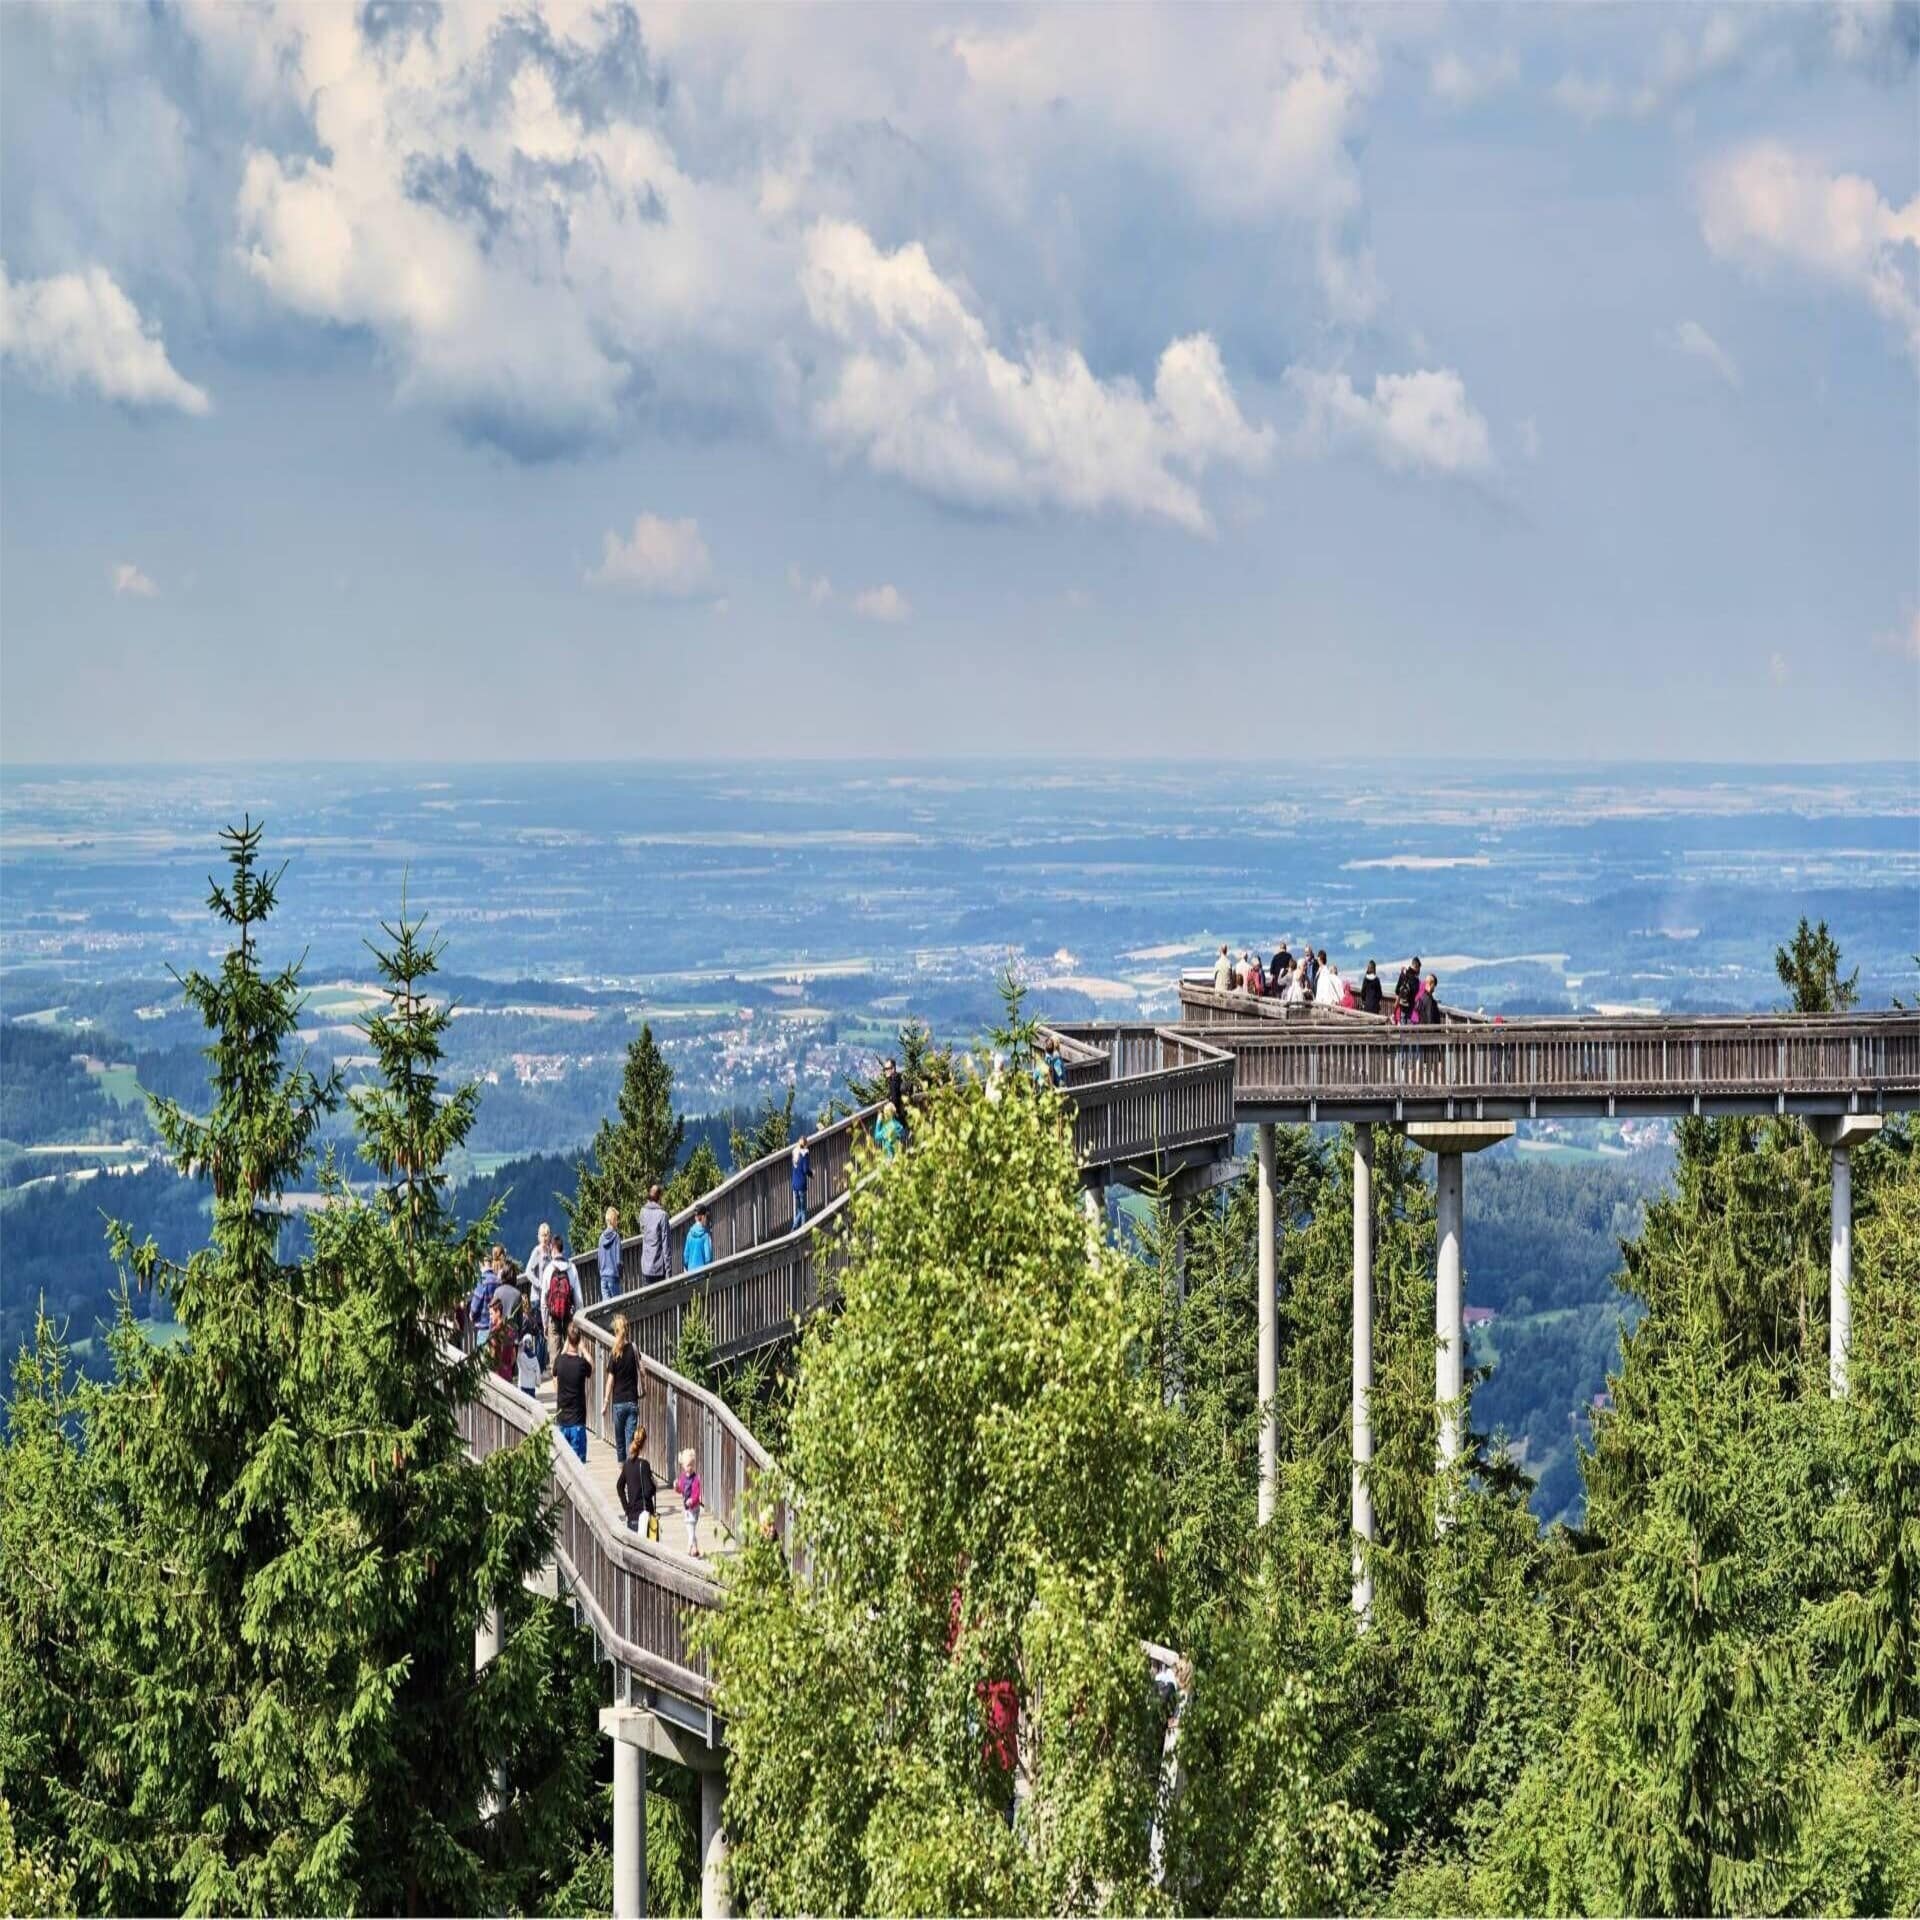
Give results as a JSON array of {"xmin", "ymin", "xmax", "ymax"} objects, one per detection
[
  {"xmin": 1179, "ymin": 981, "xmax": 1494, "ymax": 1025},
  {"xmin": 458, "ymin": 1363, "xmax": 723, "ymax": 1711},
  {"xmin": 581, "ymin": 1100, "xmax": 882, "ymax": 1304},
  {"xmin": 572, "ymin": 1314, "xmax": 788, "ymax": 1546},
  {"xmin": 1198, "ymin": 1008, "xmax": 1920, "ymax": 1115}
]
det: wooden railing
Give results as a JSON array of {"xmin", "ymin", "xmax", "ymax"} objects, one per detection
[
  {"xmin": 1178, "ymin": 981, "xmax": 1492, "ymax": 1026},
  {"xmin": 1045, "ymin": 1024, "xmax": 1238, "ymax": 1167},
  {"xmin": 578, "ymin": 1102, "xmax": 881, "ymax": 1306},
  {"xmin": 1196, "ymin": 1010, "xmax": 1920, "ymax": 1113},
  {"xmin": 567, "ymin": 1320, "xmax": 789, "ymax": 1548},
  {"xmin": 458, "ymin": 1368, "xmax": 723, "ymax": 1711},
  {"xmin": 583, "ymin": 1032, "xmax": 1238, "ymax": 1367}
]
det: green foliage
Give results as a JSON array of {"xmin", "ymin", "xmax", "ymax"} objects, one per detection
[
  {"xmin": 702, "ymin": 1077, "xmax": 1175, "ymax": 1916},
  {"xmin": 675, "ymin": 1292, "xmax": 716, "ymax": 1390},
  {"xmin": 0, "ymin": 1792, "xmax": 75, "ymax": 1918},
  {"xmin": 664, "ymin": 1138, "xmax": 723, "ymax": 1215},
  {"xmin": 568, "ymin": 1022, "xmax": 685, "ymax": 1245},
  {"xmin": 1775, "ymin": 916, "xmax": 1860, "ymax": 1013},
  {"xmin": 728, "ymin": 1083, "xmax": 796, "ymax": 1171},
  {"xmin": 840, "ymin": 1018, "xmax": 956, "ymax": 1115},
  {"xmin": 0, "ymin": 825, "xmax": 580, "ymax": 1915}
]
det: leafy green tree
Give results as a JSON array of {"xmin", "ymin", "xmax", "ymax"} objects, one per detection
[
  {"xmin": 569, "ymin": 1023, "xmax": 685, "ymax": 1245},
  {"xmin": 841, "ymin": 1018, "xmax": 955, "ymax": 1114},
  {"xmin": 0, "ymin": 1792, "xmax": 75, "ymax": 1919},
  {"xmin": 674, "ymin": 1292, "xmax": 716, "ymax": 1390},
  {"xmin": 1775, "ymin": 916, "xmax": 1859, "ymax": 1013},
  {"xmin": 701, "ymin": 1075, "xmax": 1175, "ymax": 1915}
]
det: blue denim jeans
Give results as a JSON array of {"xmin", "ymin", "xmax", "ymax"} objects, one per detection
[
  {"xmin": 611, "ymin": 1401, "xmax": 639, "ymax": 1465},
  {"xmin": 792, "ymin": 1195, "xmax": 808, "ymax": 1232},
  {"xmin": 559, "ymin": 1423, "xmax": 587, "ymax": 1463}
]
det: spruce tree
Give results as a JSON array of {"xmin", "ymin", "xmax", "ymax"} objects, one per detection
[{"xmin": 569, "ymin": 1022, "xmax": 685, "ymax": 1246}]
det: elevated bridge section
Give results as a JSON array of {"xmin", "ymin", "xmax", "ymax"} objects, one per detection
[{"xmin": 1175, "ymin": 982, "xmax": 1920, "ymax": 1123}]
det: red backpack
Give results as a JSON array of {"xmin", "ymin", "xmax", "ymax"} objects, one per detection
[{"xmin": 546, "ymin": 1263, "xmax": 573, "ymax": 1323}]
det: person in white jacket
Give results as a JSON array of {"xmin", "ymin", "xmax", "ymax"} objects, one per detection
[
  {"xmin": 1314, "ymin": 955, "xmax": 1344, "ymax": 1007},
  {"xmin": 1282, "ymin": 966, "xmax": 1308, "ymax": 1005}
]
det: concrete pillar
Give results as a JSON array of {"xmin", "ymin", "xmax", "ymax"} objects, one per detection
[
  {"xmin": 700, "ymin": 1767, "xmax": 732, "ymax": 1919},
  {"xmin": 1351, "ymin": 1126, "xmax": 1375, "ymax": 1623},
  {"xmin": 1402, "ymin": 1122, "xmax": 1514, "ymax": 1526},
  {"xmin": 1083, "ymin": 1185, "xmax": 1101, "ymax": 1224},
  {"xmin": 1814, "ymin": 1117, "xmax": 1882, "ymax": 1398},
  {"xmin": 1256, "ymin": 1122, "xmax": 1277, "ymax": 1527},
  {"xmin": 1434, "ymin": 1151, "xmax": 1465, "ymax": 1478},
  {"xmin": 612, "ymin": 1734, "xmax": 648, "ymax": 1919}
]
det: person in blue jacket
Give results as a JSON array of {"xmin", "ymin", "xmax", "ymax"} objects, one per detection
[
  {"xmin": 685, "ymin": 1203, "xmax": 714, "ymax": 1271},
  {"xmin": 790, "ymin": 1141, "xmax": 811, "ymax": 1231},
  {"xmin": 597, "ymin": 1206, "xmax": 623, "ymax": 1302}
]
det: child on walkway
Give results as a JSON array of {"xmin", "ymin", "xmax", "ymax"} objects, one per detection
[{"xmin": 675, "ymin": 1447, "xmax": 703, "ymax": 1558}]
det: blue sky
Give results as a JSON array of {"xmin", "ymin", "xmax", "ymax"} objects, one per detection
[{"xmin": 2, "ymin": 1, "xmax": 1916, "ymax": 763}]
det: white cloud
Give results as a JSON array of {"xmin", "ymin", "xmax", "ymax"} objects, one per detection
[
  {"xmin": 788, "ymin": 566, "xmax": 834, "ymax": 606},
  {"xmin": 587, "ymin": 514, "xmax": 714, "ymax": 597},
  {"xmin": 1698, "ymin": 143, "xmax": 1920, "ymax": 361},
  {"xmin": 1671, "ymin": 319, "xmax": 1743, "ymax": 389},
  {"xmin": 1871, "ymin": 610, "xmax": 1920, "ymax": 661},
  {"xmin": 1429, "ymin": 49, "xmax": 1519, "ymax": 109},
  {"xmin": 0, "ymin": 262, "xmax": 209, "ymax": 414},
  {"xmin": 800, "ymin": 219, "xmax": 1271, "ymax": 532},
  {"xmin": 1551, "ymin": 11, "xmax": 1754, "ymax": 122},
  {"xmin": 1286, "ymin": 367, "xmax": 1494, "ymax": 477},
  {"xmin": 852, "ymin": 584, "xmax": 911, "ymax": 623},
  {"xmin": 111, "ymin": 562, "xmax": 158, "ymax": 598}
]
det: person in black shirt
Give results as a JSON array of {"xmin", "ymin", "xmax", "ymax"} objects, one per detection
[
  {"xmin": 885, "ymin": 1056, "xmax": 908, "ymax": 1138},
  {"xmin": 553, "ymin": 1324, "xmax": 593, "ymax": 1464},
  {"xmin": 618, "ymin": 1426, "xmax": 658, "ymax": 1536},
  {"xmin": 600, "ymin": 1314, "xmax": 643, "ymax": 1466},
  {"xmin": 1360, "ymin": 960, "xmax": 1383, "ymax": 1014}
]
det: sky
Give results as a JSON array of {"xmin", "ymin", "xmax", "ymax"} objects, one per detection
[{"xmin": 1, "ymin": 1, "xmax": 1917, "ymax": 764}]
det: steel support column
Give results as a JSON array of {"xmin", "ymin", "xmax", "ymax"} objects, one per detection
[{"xmin": 700, "ymin": 1767, "xmax": 731, "ymax": 1919}]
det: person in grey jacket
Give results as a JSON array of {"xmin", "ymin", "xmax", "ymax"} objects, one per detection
[
  {"xmin": 597, "ymin": 1206, "xmax": 623, "ymax": 1301},
  {"xmin": 638, "ymin": 1184, "xmax": 671, "ymax": 1282}
]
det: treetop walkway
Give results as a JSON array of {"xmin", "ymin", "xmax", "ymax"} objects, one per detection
[{"xmin": 463, "ymin": 977, "xmax": 1919, "ymax": 1916}]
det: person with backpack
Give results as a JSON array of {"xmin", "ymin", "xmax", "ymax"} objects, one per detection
[
  {"xmin": 675, "ymin": 1447, "xmax": 704, "ymax": 1558},
  {"xmin": 552, "ymin": 1323, "xmax": 593, "ymax": 1463},
  {"xmin": 618, "ymin": 1427, "xmax": 658, "ymax": 1538},
  {"xmin": 684, "ymin": 1203, "xmax": 714, "ymax": 1271},
  {"xmin": 790, "ymin": 1142, "xmax": 811, "ymax": 1232},
  {"xmin": 597, "ymin": 1206, "xmax": 623, "ymax": 1304},
  {"xmin": 601, "ymin": 1313, "xmax": 643, "ymax": 1466},
  {"xmin": 1394, "ymin": 957, "xmax": 1421, "ymax": 1025},
  {"xmin": 638, "ymin": 1184, "xmax": 671, "ymax": 1284},
  {"xmin": 544, "ymin": 1237, "xmax": 579, "ymax": 1372}
]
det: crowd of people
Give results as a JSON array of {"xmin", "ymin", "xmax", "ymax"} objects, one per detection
[{"xmin": 1211, "ymin": 942, "xmax": 1444, "ymax": 1023}]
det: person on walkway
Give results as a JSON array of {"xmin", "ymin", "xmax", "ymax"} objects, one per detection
[
  {"xmin": 1269, "ymin": 943, "xmax": 1293, "ymax": 994},
  {"xmin": 885, "ymin": 1055, "xmax": 907, "ymax": 1125},
  {"xmin": 1213, "ymin": 943, "xmax": 1233, "ymax": 991},
  {"xmin": 876, "ymin": 1102, "xmax": 905, "ymax": 1158},
  {"xmin": 1242, "ymin": 951, "xmax": 1265, "ymax": 996},
  {"xmin": 487, "ymin": 1300, "xmax": 517, "ymax": 1383},
  {"xmin": 790, "ymin": 1142, "xmax": 811, "ymax": 1231},
  {"xmin": 684, "ymin": 1203, "xmax": 714, "ymax": 1271},
  {"xmin": 675, "ymin": 1447, "xmax": 704, "ymax": 1558},
  {"xmin": 618, "ymin": 1428, "xmax": 658, "ymax": 1538},
  {"xmin": 544, "ymin": 1235, "xmax": 579, "ymax": 1371},
  {"xmin": 638, "ymin": 1183, "xmax": 670, "ymax": 1283},
  {"xmin": 492, "ymin": 1260, "xmax": 524, "ymax": 1338},
  {"xmin": 515, "ymin": 1325, "xmax": 541, "ymax": 1398},
  {"xmin": 553, "ymin": 1323, "xmax": 593, "ymax": 1464},
  {"xmin": 524, "ymin": 1223, "xmax": 556, "ymax": 1372},
  {"xmin": 1394, "ymin": 957, "xmax": 1421, "ymax": 1024},
  {"xmin": 1045, "ymin": 1039, "xmax": 1068, "ymax": 1088},
  {"xmin": 1360, "ymin": 960, "xmax": 1383, "ymax": 1014},
  {"xmin": 1281, "ymin": 963, "xmax": 1308, "ymax": 1005},
  {"xmin": 597, "ymin": 1206, "xmax": 623, "ymax": 1303},
  {"xmin": 1413, "ymin": 971, "xmax": 1442, "ymax": 1025},
  {"xmin": 1299, "ymin": 946, "xmax": 1319, "ymax": 999},
  {"xmin": 468, "ymin": 1255, "xmax": 501, "ymax": 1354},
  {"xmin": 602, "ymin": 1313, "xmax": 642, "ymax": 1466},
  {"xmin": 1314, "ymin": 953, "xmax": 1344, "ymax": 1008}
]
